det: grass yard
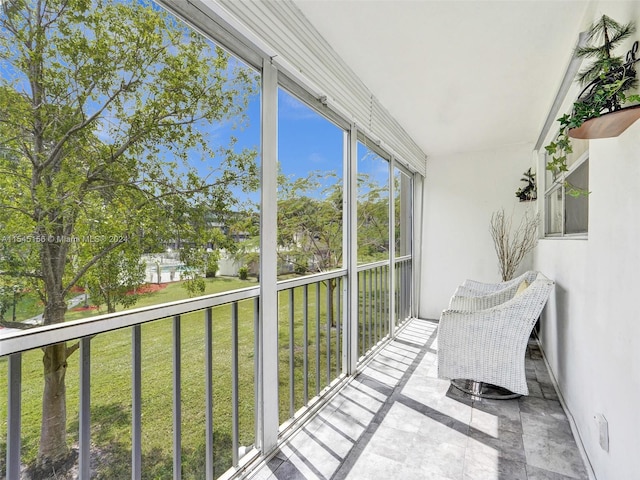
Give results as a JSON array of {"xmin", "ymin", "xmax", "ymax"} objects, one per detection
[{"xmin": 0, "ymin": 275, "xmax": 346, "ymax": 479}]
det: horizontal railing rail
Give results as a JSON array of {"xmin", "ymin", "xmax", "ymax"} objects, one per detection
[
  {"xmin": 0, "ymin": 285, "xmax": 261, "ymax": 357},
  {"xmin": 356, "ymin": 259, "xmax": 388, "ymax": 273},
  {"xmin": 276, "ymin": 268, "xmax": 347, "ymax": 291}
]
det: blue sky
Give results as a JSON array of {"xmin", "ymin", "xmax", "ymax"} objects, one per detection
[{"xmin": 218, "ymin": 83, "xmax": 390, "ymax": 206}]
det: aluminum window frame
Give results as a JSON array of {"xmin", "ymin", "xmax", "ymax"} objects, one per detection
[{"xmin": 544, "ymin": 149, "xmax": 589, "ymax": 238}]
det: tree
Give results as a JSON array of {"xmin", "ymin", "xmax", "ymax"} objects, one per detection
[
  {"xmin": 277, "ymin": 170, "xmax": 392, "ymax": 325},
  {"xmin": 277, "ymin": 170, "xmax": 343, "ymax": 325},
  {"xmin": 357, "ymin": 174, "xmax": 390, "ymax": 262},
  {"xmin": 277, "ymin": 171, "xmax": 343, "ymax": 275},
  {"xmin": 83, "ymin": 248, "xmax": 146, "ymax": 313},
  {"xmin": 0, "ymin": 0, "xmax": 258, "ymax": 472}
]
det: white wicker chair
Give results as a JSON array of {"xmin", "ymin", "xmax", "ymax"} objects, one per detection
[
  {"xmin": 457, "ymin": 270, "xmax": 538, "ymax": 296},
  {"xmin": 449, "ymin": 280, "xmax": 526, "ymax": 311},
  {"xmin": 437, "ymin": 274, "xmax": 554, "ymax": 396},
  {"xmin": 449, "ymin": 270, "xmax": 538, "ymax": 311}
]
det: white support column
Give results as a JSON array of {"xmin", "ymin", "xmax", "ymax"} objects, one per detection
[
  {"xmin": 259, "ymin": 58, "xmax": 280, "ymax": 452},
  {"xmin": 344, "ymin": 125, "xmax": 359, "ymax": 375},
  {"xmin": 412, "ymin": 173, "xmax": 425, "ymax": 318},
  {"xmin": 388, "ymin": 158, "xmax": 397, "ymax": 338}
]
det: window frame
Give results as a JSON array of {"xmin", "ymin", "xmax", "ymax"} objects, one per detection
[{"xmin": 544, "ymin": 149, "xmax": 589, "ymax": 238}]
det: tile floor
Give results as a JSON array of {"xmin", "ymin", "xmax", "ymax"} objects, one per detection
[{"xmin": 247, "ymin": 318, "xmax": 590, "ymax": 480}]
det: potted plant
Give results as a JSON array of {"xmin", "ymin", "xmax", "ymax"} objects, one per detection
[
  {"xmin": 515, "ymin": 168, "xmax": 537, "ymax": 202},
  {"xmin": 545, "ymin": 15, "xmax": 640, "ymax": 188}
]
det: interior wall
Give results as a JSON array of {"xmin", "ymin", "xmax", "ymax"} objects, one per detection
[
  {"xmin": 536, "ymin": 118, "xmax": 640, "ymax": 480},
  {"xmin": 532, "ymin": 4, "xmax": 640, "ymax": 479},
  {"xmin": 419, "ymin": 143, "xmax": 534, "ymax": 319}
]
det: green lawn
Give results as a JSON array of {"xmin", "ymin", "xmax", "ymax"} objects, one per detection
[{"xmin": 0, "ymin": 276, "xmax": 346, "ymax": 479}]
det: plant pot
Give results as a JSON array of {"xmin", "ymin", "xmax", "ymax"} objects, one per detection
[{"xmin": 568, "ymin": 104, "xmax": 640, "ymax": 139}]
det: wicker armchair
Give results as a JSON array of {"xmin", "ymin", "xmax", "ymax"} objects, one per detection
[
  {"xmin": 456, "ymin": 270, "xmax": 538, "ymax": 296},
  {"xmin": 449, "ymin": 280, "xmax": 527, "ymax": 311},
  {"xmin": 449, "ymin": 270, "xmax": 538, "ymax": 311},
  {"xmin": 437, "ymin": 274, "xmax": 554, "ymax": 396}
]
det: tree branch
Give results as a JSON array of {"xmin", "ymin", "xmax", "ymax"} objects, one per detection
[
  {"xmin": 63, "ymin": 239, "xmax": 127, "ymax": 296},
  {"xmin": 65, "ymin": 341, "xmax": 80, "ymax": 359},
  {"xmin": 0, "ymin": 319, "xmax": 34, "ymax": 330}
]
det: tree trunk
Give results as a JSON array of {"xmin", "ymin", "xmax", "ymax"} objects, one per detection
[
  {"xmin": 37, "ymin": 299, "xmax": 71, "ymax": 468},
  {"xmin": 38, "ymin": 342, "xmax": 70, "ymax": 465}
]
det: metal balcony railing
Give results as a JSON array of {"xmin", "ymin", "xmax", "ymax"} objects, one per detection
[
  {"xmin": 1, "ymin": 259, "xmax": 411, "ymax": 479},
  {"xmin": 276, "ymin": 270, "xmax": 346, "ymax": 428}
]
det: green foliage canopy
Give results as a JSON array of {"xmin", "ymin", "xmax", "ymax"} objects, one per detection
[{"xmin": 0, "ymin": 0, "xmax": 259, "ymax": 469}]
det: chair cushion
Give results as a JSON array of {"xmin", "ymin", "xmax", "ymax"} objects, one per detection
[{"xmin": 515, "ymin": 280, "xmax": 529, "ymax": 296}]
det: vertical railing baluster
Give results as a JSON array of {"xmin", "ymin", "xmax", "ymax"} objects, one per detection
[
  {"xmin": 288, "ymin": 289, "xmax": 295, "ymax": 418},
  {"xmin": 395, "ymin": 262, "xmax": 399, "ymax": 322},
  {"xmin": 232, "ymin": 302, "xmax": 239, "ymax": 467},
  {"xmin": 303, "ymin": 284, "xmax": 309, "ymax": 406},
  {"xmin": 368, "ymin": 268, "xmax": 372, "ymax": 351},
  {"xmin": 386, "ymin": 264, "xmax": 390, "ymax": 336},
  {"xmin": 374, "ymin": 266, "xmax": 379, "ymax": 344},
  {"xmin": 402, "ymin": 261, "xmax": 407, "ymax": 320},
  {"xmin": 360, "ymin": 271, "xmax": 365, "ymax": 358},
  {"xmin": 253, "ymin": 297, "xmax": 260, "ymax": 450},
  {"xmin": 408, "ymin": 261, "xmax": 412, "ymax": 319},
  {"xmin": 79, "ymin": 337, "xmax": 91, "ymax": 479},
  {"xmin": 403, "ymin": 261, "xmax": 408, "ymax": 319},
  {"xmin": 336, "ymin": 278, "xmax": 341, "ymax": 374},
  {"xmin": 382, "ymin": 265, "xmax": 387, "ymax": 338},
  {"xmin": 379, "ymin": 266, "xmax": 383, "ymax": 339},
  {"xmin": 315, "ymin": 282, "xmax": 321, "ymax": 394},
  {"xmin": 399, "ymin": 261, "xmax": 403, "ymax": 321},
  {"xmin": 173, "ymin": 315, "xmax": 181, "ymax": 480},
  {"xmin": 132, "ymin": 326, "xmax": 142, "ymax": 480},
  {"xmin": 7, "ymin": 353, "xmax": 21, "ymax": 480},
  {"xmin": 326, "ymin": 280, "xmax": 331, "ymax": 385},
  {"xmin": 380, "ymin": 266, "xmax": 384, "ymax": 341},
  {"xmin": 205, "ymin": 307, "xmax": 214, "ymax": 480}
]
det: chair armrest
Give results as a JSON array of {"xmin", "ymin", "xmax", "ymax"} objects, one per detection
[{"xmin": 449, "ymin": 282, "xmax": 522, "ymax": 310}]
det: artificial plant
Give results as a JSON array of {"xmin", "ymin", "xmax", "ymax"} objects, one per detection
[
  {"xmin": 515, "ymin": 168, "xmax": 537, "ymax": 201},
  {"xmin": 545, "ymin": 15, "xmax": 640, "ymax": 194}
]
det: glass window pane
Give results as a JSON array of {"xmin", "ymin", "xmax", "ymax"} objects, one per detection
[
  {"xmin": 394, "ymin": 168, "xmax": 412, "ymax": 257},
  {"xmin": 565, "ymin": 159, "xmax": 589, "ymax": 235},
  {"xmin": 546, "ymin": 187, "xmax": 563, "ymax": 235},
  {"xmin": 357, "ymin": 143, "xmax": 390, "ymax": 264},
  {"xmin": 277, "ymin": 88, "xmax": 344, "ymax": 277}
]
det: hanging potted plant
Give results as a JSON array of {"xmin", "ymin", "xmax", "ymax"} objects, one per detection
[
  {"xmin": 545, "ymin": 15, "xmax": 640, "ymax": 188},
  {"xmin": 515, "ymin": 168, "xmax": 537, "ymax": 202}
]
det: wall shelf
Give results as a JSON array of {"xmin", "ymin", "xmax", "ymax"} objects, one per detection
[{"xmin": 568, "ymin": 104, "xmax": 640, "ymax": 139}]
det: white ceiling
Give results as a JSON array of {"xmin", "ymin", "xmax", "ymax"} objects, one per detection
[{"xmin": 293, "ymin": 1, "xmax": 592, "ymax": 158}]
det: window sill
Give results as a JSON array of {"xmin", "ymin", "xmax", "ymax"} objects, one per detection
[{"xmin": 542, "ymin": 234, "xmax": 588, "ymax": 240}]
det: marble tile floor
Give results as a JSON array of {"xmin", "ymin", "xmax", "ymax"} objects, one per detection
[{"xmin": 247, "ymin": 318, "xmax": 591, "ymax": 480}]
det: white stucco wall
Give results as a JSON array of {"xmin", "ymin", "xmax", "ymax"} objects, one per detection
[
  {"xmin": 536, "ymin": 119, "xmax": 640, "ymax": 480},
  {"xmin": 419, "ymin": 100, "xmax": 640, "ymax": 480},
  {"xmin": 419, "ymin": 143, "xmax": 535, "ymax": 319},
  {"xmin": 418, "ymin": 5, "xmax": 640, "ymax": 477}
]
